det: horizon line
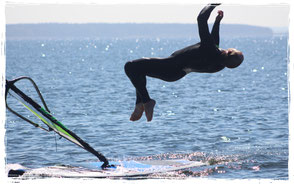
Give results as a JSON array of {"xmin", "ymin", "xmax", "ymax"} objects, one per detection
[{"xmin": 5, "ymin": 22, "xmax": 288, "ymax": 29}]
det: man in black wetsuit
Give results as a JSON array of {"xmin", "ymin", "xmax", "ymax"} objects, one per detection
[{"xmin": 124, "ymin": 4, "xmax": 244, "ymax": 122}]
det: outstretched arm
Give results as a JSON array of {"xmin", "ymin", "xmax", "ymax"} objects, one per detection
[
  {"xmin": 211, "ymin": 10, "xmax": 223, "ymax": 47},
  {"xmin": 197, "ymin": 3, "xmax": 220, "ymax": 46}
]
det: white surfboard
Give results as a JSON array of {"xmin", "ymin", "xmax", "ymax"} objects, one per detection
[{"xmin": 7, "ymin": 160, "xmax": 208, "ymax": 178}]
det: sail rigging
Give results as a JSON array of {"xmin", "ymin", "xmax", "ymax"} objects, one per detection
[{"xmin": 5, "ymin": 77, "xmax": 109, "ymax": 169}]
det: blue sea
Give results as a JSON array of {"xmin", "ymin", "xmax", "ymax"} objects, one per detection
[{"xmin": 5, "ymin": 34, "xmax": 288, "ymax": 180}]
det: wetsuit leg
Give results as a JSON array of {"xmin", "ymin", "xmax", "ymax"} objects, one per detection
[
  {"xmin": 197, "ymin": 4, "xmax": 219, "ymax": 46},
  {"xmin": 136, "ymin": 90, "xmax": 142, "ymax": 104},
  {"xmin": 125, "ymin": 59, "xmax": 151, "ymax": 104},
  {"xmin": 124, "ymin": 57, "xmax": 186, "ymax": 104}
]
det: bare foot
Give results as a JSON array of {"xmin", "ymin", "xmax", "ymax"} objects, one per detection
[
  {"xmin": 130, "ymin": 103, "xmax": 144, "ymax": 121},
  {"xmin": 143, "ymin": 99, "xmax": 156, "ymax": 122}
]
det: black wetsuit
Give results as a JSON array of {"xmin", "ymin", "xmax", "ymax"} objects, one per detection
[{"xmin": 124, "ymin": 4, "xmax": 225, "ymax": 104}]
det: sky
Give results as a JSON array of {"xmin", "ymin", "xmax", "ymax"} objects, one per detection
[{"xmin": 4, "ymin": 0, "xmax": 291, "ymax": 28}]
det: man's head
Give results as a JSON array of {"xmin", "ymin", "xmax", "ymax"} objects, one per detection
[{"xmin": 223, "ymin": 48, "xmax": 244, "ymax": 68}]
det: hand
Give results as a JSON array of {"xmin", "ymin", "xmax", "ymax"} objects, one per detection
[{"xmin": 216, "ymin": 10, "xmax": 224, "ymax": 21}]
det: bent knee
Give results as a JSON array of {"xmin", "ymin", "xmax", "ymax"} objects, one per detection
[{"xmin": 124, "ymin": 61, "xmax": 135, "ymax": 75}]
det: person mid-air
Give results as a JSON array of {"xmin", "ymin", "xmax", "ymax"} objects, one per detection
[{"xmin": 124, "ymin": 4, "xmax": 244, "ymax": 122}]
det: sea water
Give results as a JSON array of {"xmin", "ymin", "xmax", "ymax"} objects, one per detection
[{"xmin": 5, "ymin": 35, "xmax": 288, "ymax": 179}]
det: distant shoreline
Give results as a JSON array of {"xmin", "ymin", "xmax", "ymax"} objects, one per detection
[{"xmin": 6, "ymin": 23, "xmax": 283, "ymax": 40}]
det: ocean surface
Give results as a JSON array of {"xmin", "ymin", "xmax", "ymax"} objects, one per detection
[{"xmin": 5, "ymin": 34, "xmax": 288, "ymax": 179}]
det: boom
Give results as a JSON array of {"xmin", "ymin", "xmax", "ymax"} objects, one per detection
[{"xmin": 5, "ymin": 77, "xmax": 110, "ymax": 169}]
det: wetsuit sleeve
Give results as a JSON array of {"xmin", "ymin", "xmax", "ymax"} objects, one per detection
[
  {"xmin": 211, "ymin": 19, "xmax": 221, "ymax": 47},
  {"xmin": 197, "ymin": 4, "xmax": 220, "ymax": 46}
]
